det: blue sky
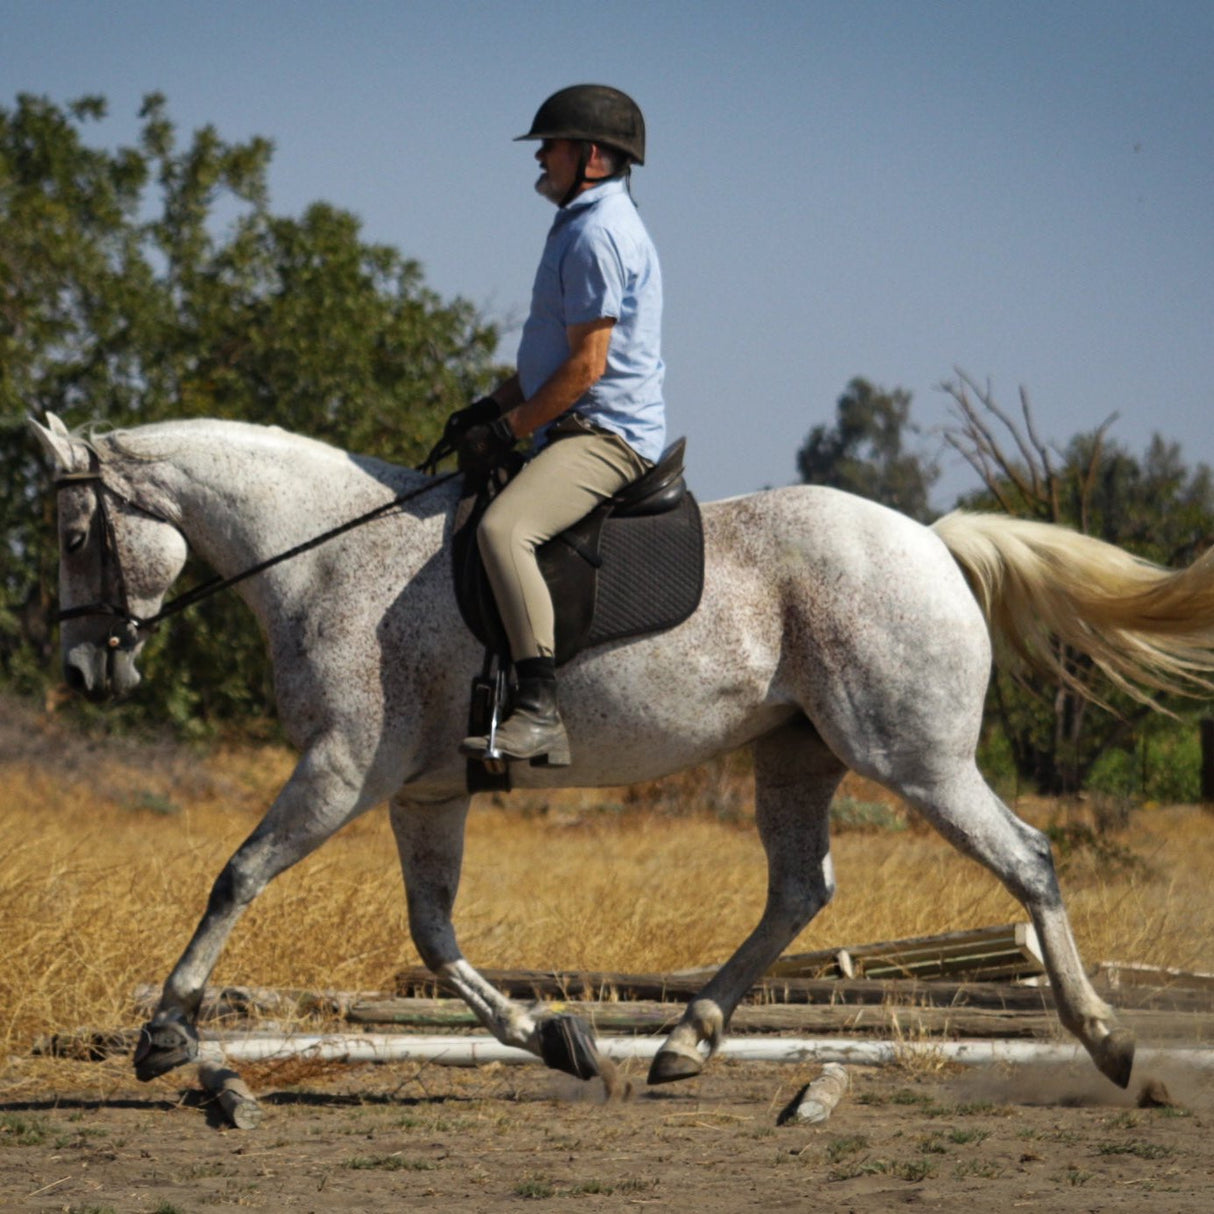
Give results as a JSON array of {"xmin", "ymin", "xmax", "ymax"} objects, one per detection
[{"xmin": 4, "ymin": 0, "xmax": 1212, "ymax": 505}]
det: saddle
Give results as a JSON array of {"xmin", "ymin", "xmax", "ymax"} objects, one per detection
[{"xmin": 452, "ymin": 438, "xmax": 704, "ymax": 668}]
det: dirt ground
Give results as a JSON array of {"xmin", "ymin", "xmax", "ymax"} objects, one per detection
[{"xmin": 2, "ymin": 1050, "xmax": 1211, "ymax": 1212}]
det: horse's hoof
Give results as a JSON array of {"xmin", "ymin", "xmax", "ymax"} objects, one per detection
[
  {"xmin": 1092, "ymin": 1028, "xmax": 1135, "ymax": 1089},
  {"xmin": 648, "ymin": 1047, "xmax": 703, "ymax": 1085},
  {"xmin": 133, "ymin": 1013, "xmax": 200, "ymax": 1082},
  {"xmin": 536, "ymin": 1013, "xmax": 600, "ymax": 1080}
]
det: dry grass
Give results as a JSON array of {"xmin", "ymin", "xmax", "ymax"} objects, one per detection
[{"xmin": 2, "ymin": 698, "xmax": 1212, "ymax": 1094}]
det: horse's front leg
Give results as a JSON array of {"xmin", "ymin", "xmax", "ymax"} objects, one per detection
[
  {"xmin": 389, "ymin": 793, "xmax": 602, "ymax": 1081},
  {"xmin": 651, "ymin": 721, "xmax": 843, "ymax": 1083},
  {"xmin": 135, "ymin": 744, "xmax": 370, "ymax": 1081}
]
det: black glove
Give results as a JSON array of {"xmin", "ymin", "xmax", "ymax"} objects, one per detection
[
  {"xmin": 457, "ymin": 416, "xmax": 517, "ymax": 475},
  {"xmin": 443, "ymin": 397, "xmax": 501, "ymax": 445}
]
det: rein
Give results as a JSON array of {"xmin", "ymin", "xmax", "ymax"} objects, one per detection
[{"xmin": 54, "ymin": 453, "xmax": 459, "ymax": 646}]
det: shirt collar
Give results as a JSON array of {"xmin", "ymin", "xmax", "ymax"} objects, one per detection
[{"xmin": 561, "ymin": 176, "xmax": 628, "ymax": 212}]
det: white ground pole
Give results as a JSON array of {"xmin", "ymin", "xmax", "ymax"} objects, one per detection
[{"xmin": 212, "ymin": 1033, "xmax": 1214, "ymax": 1071}]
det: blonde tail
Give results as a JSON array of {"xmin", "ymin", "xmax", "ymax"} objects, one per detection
[{"xmin": 932, "ymin": 511, "xmax": 1214, "ymax": 706}]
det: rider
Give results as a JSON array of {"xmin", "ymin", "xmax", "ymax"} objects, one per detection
[{"xmin": 451, "ymin": 84, "xmax": 666, "ymax": 766}]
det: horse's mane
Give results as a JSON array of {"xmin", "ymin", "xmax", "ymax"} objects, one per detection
[
  {"xmin": 82, "ymin": 420, "xmax": 425, "ymax": 524},
  {"xmin": 92, "ymin": 419, "xmax": 352, "ymax": 469}
]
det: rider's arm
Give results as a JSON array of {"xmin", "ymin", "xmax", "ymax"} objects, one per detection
[
  {"xmin": 504, "ymin": 318, "xmax": 615, "ymax": 439},
  {"xmin": 486, "ymin": 374, "xmax": 525, "ymax": 412}
]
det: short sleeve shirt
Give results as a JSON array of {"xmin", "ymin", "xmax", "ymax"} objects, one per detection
[{"xmin": 517, "ymin": 179, "xmax": 665, "ymax": 463}]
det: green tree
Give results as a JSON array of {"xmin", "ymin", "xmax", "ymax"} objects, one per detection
[
  {"xmin": 1, "ymin": 93, "xmax": 503, "ymax": 730},
  {"xmin": 943, "ymin": 371, "xmax": 1214, "ymax": 796},
  {"xmin": 797, "ymin": 377, "xmax": 940, "ymax": 522}
]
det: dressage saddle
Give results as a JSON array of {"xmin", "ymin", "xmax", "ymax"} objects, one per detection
[{"xmin": 452, "ymin": 438, "xmax": 705, "ymax": 668}]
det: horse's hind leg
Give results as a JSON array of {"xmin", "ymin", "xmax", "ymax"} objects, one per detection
[
  {"xmin": 649, "ymin": 718, "xmax": 844, "ymax": 1084},
  {"xmin": 389, "ymin": 793, "xmax": 601, "ymax": 1081},
  {"xmin": 901, "ymin": 761, "xmax": 1133, "ymax": 1087}
]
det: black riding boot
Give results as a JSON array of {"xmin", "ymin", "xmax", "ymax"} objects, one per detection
[{"xmin": 461, "ymin": 659, "xmax": 571, "ymax": 766}]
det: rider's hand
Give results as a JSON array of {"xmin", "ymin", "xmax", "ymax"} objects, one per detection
[
  {"xmin": 443, "ymin": 397, "xmax": 501, "ymax": 445},
  {"xmin": 457, "ymin": 416, "xmax": 517, "ymax": 475}
]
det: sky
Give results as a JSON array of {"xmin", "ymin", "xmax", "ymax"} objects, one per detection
[{"xmin": 4, "ymin": 0, "xmax": 1212, "ymax": 506}]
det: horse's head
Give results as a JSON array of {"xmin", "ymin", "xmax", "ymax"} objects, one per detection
[{"xmin": 29, "ymin": 413, "xmax": 189, "ymax": 701}]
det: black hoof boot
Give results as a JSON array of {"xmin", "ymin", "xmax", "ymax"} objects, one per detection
[
  {"xmin": 648, "ymin": 1047, "xmax": 704, "ymax": 1085},
  {"xmin": 537, "ymin": 1013, "xmax": 601, "ymax": 1080},
  {"xmin": 133, "ymin": 1011, "xmax": 200, "ymax": 1081},
  {"xmin": 1093, "ymin": 1028, "xmax": 1135, "ymax": 1090}
]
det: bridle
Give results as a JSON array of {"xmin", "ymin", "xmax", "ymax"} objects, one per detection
[
  {"xmin": 53, "ymin": 453, "xmax": 169, "ymax": 652},
  {"xmin": 53, "ymin": 448, "xmax": 458, "ymax": 649}
]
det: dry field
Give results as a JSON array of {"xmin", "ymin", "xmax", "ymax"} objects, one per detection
[{"xmin": 2, "ymin": 694, "xmax": 1213, "ymax": 1209}]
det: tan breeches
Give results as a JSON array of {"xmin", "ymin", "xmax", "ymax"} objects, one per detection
[{"xmin": 477, "ymin": 430, "xmax": 649, "ymax": 661}]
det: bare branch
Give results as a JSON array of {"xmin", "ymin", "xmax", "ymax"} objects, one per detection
[
  {"xmin": 941, "ymin": 373, "xmax": 1040, "ymax": 510},
  {"xmin": 942, "ymin": 432, "xmax": 1019, "ymax": 514}
]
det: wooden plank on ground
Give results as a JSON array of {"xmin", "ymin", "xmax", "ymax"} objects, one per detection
[
  {"xmin": 131, "ymin": 984, "xmax": 378, "ymax": 1021},
  {"xmin": 1094, "ymin": 962, "xmax": 1214, "ymax": 993},
  {"xmin": 392, "ymin": 966, "xmax": 1062, "ymax": 1009},
  {"xmin": 765, "ymin": 923, "xmax": 1044, "ymax": 982},
  {"xmin": 348, "ymin": 996, "xmax": 1059, "ymax": 1039},
  {"xmin": 391, "ymin": 966, "xmax": 1214, "ymax": 1013},
  {"xmin": 31, "ymin": 1029, "xmax": 139, "ymax": 1061}
]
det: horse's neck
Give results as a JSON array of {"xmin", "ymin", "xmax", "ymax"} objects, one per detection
[{"xmin": 125, "ymin": 422, "xmax": 431, "ymax": 581}]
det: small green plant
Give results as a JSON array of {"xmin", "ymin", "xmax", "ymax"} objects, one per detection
[
  {"xmin": 0, "ymin": 1113, "xmax": 51, "ymax": 1146},
  {"xmin": 952, "ymin": 1158, "xmax": 1005, "ymax": 1179},
  {"xmin": 514, "ymin": 1174, "xmax": 555, "ymax": 1198},
  {"xmin": 825, "ymin": 1134, "xmax": 870, "ymax": 1163},
  {"xmin": 948, "ymin": 1127, "xmax": 991, "ymax": 1144},
  {"xmin": 893, "ymin": 1158, "xmax": 936, "ymax": 1181},
  {"xmin": 342, "ymin": 1154, "xmax": 436, "ymax": 1171},
  {"xmin": 890, "ymin": 1088, "xmax": 932, "ymax": 1106}
]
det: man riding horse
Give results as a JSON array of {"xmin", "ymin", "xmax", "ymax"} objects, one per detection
[{"xmin": 447, "ymin": 84, "xmax": 665, "ymax": 768}]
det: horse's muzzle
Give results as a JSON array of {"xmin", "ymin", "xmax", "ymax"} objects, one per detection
[{"xmin": 64, "ymin": 641, "xmax": 141, "ymax": 700}]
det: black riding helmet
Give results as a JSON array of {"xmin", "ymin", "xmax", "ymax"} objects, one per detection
[
  {"xmin": 516, "ymin": 84, "xmax": 645, "ymax": 164},
  {"xmin": 516, "ymin": 85, "xmax": 645, "ymax": 206}
]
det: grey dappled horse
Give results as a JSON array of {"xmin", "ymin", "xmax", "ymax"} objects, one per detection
[{"xmin": 31, "ymin": 413, "xmax": 1214, "ymax": 1092}]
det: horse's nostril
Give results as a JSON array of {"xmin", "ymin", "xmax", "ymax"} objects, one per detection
[{"xmin": 64, "ymin": 662, "xmax": 88, "ymax": 693}]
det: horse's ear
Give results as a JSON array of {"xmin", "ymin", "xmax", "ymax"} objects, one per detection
[
  {"xmin": 46, "ymin": 412, "xmax": 72, "ymax": 439},
  {"xmin": 28, "ymin": 415, "xmax": 77, "ymax": 474}
]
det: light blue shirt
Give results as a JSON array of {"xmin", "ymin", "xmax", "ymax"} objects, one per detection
[{"xmin": 517, "ymin": 178, "xmax": 666, "ymax": 463}]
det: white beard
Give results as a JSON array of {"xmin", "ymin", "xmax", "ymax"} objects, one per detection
[{"xmin": 534, "ymin": 172, "xmax": 564, "ymax": 205}]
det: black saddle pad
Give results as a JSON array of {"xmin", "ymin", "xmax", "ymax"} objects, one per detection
[{"xmin": 453, "ymin": 445, "xmax": 704, "ymax": 666}]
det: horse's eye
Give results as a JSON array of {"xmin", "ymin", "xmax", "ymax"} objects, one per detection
[{"xmin": 65, "ymin": 529, "xmax": 88, "ymax": 554}]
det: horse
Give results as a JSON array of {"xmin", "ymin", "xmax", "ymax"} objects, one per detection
[{"xmin": 29, "ymin": 411, "xmax": 1214, "ymax": 1094}]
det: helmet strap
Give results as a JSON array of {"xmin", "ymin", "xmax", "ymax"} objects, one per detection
[{"xmin": 559, "ymin": 142, "xmax": 632, "ymax": 208}]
